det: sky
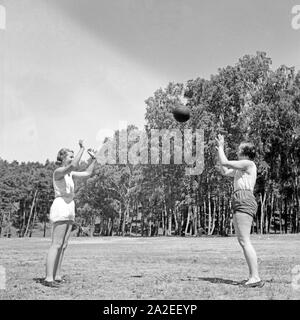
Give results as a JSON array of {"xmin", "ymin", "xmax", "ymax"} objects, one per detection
[{"xmin": 0, "ymin": 0, "xmax": 299, "ymax": 163}]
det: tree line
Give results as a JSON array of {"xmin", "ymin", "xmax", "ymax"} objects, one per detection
[{"xmin": 0, "ymin": 52, "xmax": 299, "ymax": 237}]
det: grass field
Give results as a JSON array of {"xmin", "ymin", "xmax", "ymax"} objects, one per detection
[{"xmin": 0, "ymin": 234, "xmax": 300, "ymax": 300}]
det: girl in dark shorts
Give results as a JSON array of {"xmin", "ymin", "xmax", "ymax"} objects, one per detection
[{"xmin": 216, "ymin": 134, "xmax": 264, "ymax": 288}]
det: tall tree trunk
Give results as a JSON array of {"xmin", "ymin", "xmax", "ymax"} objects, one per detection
[
  {"xmin": 268, "ymin": 193, "xmax": 274, "ymax": 234},
  {"xmin": 260, "ymin": 192, "xmax": 266, "ymax": 234},
  {"xmin": 256, "ymin": 210, "xmax": 259, "ymax": 234},
  {"xmin": 228, "ymin": 199, "xmax": 233, "ymax": 235},
  {"xmin": 274, "ymin": 197, "xmax": 277, "ymax": 234},
  {"xmin": 148, "ymin": 210, "xmax": 152, "ymax": 237},
  {"xmin": 118, "ymin": 205, "xmax": 122, "ymax": 236},
  {"xmin": 296, "ymin": 190, "xmax": 299, "ymax": 233},
  {"xmin": 207, "ymin": 192, "xmax": 211, "ymax": 235},
  {"xmin": 121, "ymin": 206, "xmax": 127, "ymax": 237},
  {"xmin": 193, "ymin": 205, "xmax": 198, "ymax": 236},
  {"xmin": 221, "ymin": 196, "xmax": 226, "ymax": 235},
  {"xmin": 0, "ymin": 212, "xmax": 5, "ymax": 237},
  {"xmin": 43, "ymin": 219, "xmax": 47, "ymax": 238},
  {"xmin": 185, "ymin": 205, "xmax": 191, "ymax": 236},
  {"xmin": 25, "ymin": 190, "xmax": 38, "ymax": 237},
  {"xmin": 209, "ymin": 200, "xmax": 216, "ymax": 236},
  {"xmin": 291, "ymin": 193, "xmax": 296, "ymax": 233},
  {"xmin": 129, "ymin": 218, "xmax": 133, "ymax": 236},
  {"xmin": 163, "ymin": 200, "xmax": 168, "ymax": 236},
  {"xmin": 90, "ymin": 214, "xmax": 95, "ymax": 237},
  {"xmin": 279, "ymin": 200, "xmax": 283, "ymax": 234},
  {"xmin": 265, "ymin": 200, "xmax": 269, "ymax": 234},
  {"xmin": 197, "ymin": 205, "xmax": 201, "ymax": 234},
  {"xmin": 203, "ymin": 199, "xmax": 207, "ymax": 234},
  {"xmin": 161, "ymin": 206, "xmax": 165, "ymax": 235},
  {"xmin": 173, "ymin": 207, "xmax": 179, "ymax": 235},
  {"xmin": 167, "ymin": 208, "xmax": 172, "ymax": 236},
  {"xmin": 109, "ymin": 218, "xmax": 113, "ymax": 236},
  {"xmin": 29, "ymin": 204, "xmax": 38, "ymax": 237},
  {"xmin": 284, "ymin": 198, "xmax": 288, "ymax": 234},
  {"xmin": 218, "ymin": 196, "xmax": 222, "ymax": 235},
  {"xmin": 135, "ymin": 203, "xmax": 138, "ymax": 237},
  {"xmin": 5, "ymin": 211, "xmax": 11, "ymax": 238},
  {"xmin": 20, "ymin": 201, "xmax": 27, "ymax": 237},
  {"xmin": 141, "ymin": 208, "xmax": 144, "ymax": 237}
]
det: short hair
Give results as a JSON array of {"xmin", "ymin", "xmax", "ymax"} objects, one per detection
[
  {"xmin": 239, "ymin": 142, "xmax": 256, "ymax": 160},
  {"xmin": 56, "ymin": 148, "xmax": 73, "ymax": 165}
]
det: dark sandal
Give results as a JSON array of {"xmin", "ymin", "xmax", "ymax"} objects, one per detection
[
  {"xmin": 41, "ymin": 280, "xmax": 60, "ymax": 288},
  {"xmin": 244, "ymin": 280, "xmax": 265, "ymax": 288},
  {"xmin": 55, "ymin": 275, "xmax": 70, "ymax": 284},
  {"xmin": 55, "ymin": 279, "xmax": 65, "ymax": 284}
]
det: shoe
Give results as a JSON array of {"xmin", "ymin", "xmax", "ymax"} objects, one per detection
[
  {"xmin": 41, "ymin": 279, "xmax": 60, "ymax": 288},
  {"xmin": 244, "ymin": 280, "xmax": 265, "ymax": 288},
  {"xmin": 55, "ymin": 275, "xmax": 70, "ymax": 284}
]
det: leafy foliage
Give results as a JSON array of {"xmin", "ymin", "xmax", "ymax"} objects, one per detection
[{"xmin": 1, "ymin": 52, "xmax": 299, "ymax": 236}]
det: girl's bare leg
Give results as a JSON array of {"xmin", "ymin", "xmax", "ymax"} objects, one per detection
[
  {"xmin": 54, "ymin": 222, "xmax": 73, "ymax": 281},
  {"xmin": 45, "ymin": 221, "xmax": 69, "ymax": 282},
  {"xmin": 233, "ymin": 213, "xmax": 260, "ymax": 284}
]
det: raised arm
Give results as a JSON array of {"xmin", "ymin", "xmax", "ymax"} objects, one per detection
[
  {"xmin": 215, "ymin": 135, "xmax": 253, "ymax": 171},
  {"xmin": 72, "ymin": 149, "xmax": 97, "ymax": 180},
  {"xmin": 54, "ymin": 140, "xmax": 85, "ymax": 180}
]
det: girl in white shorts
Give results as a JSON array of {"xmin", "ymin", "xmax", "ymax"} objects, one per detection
[{"xmin": 42, "ymin": 140, "xmax": 97, "ymax": 287}]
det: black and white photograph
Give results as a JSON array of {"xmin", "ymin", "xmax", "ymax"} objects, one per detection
[{"xmin": 0, "ymin": 0, "xmax": 300, "ymax": 305}]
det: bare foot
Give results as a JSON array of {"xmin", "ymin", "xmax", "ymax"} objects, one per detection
[{"xmin": 245, "ymin": 277, "xmax": 261, "ymax": 285}]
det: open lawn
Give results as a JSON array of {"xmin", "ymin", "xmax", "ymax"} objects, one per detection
[{"xmin": 0, "ymin": 234, "xmax": 300, "ymax": 300}]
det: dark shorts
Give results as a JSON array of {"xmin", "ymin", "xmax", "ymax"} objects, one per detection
[{"xmin": 232, "ymin": 190, "xmax": 258, "ymax": 218}]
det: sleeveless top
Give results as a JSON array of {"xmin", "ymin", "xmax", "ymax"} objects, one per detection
[
  {"xmin": 233, "ymin": 163, "xmax": 257, "ymax": 192},
  {"xmin": 53, "ymin": 172, "xmax": 75, "ymax": 200}
]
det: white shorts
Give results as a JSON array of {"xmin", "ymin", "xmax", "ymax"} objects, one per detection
[{"xmin": 50, "ymin": 197, "xmax": 75, "ymax": 223}]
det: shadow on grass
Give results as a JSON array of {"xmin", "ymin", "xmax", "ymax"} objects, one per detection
[
  {"xmin": 183, "ymin": 277, "xmax": 275, "ymax": 286},
  {"xmin": 181, "ymin": 277, "xmax": 242, "ymax": 285},
  {"xmin": 33, "ymin": 277, "xmax": 44, "ymax": 283},
  {"xmin": 198, "ymin": 277, "xmax": 242, "ymax": 285}
]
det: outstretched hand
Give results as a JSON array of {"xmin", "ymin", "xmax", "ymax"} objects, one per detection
[{"xmin": 215, "ymin": 134, "xmax": 225, "ymax": 150}]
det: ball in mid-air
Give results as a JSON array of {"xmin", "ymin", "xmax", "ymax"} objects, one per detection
[{"xmin": 172, "ymin": 105, "xmax": 190, "ymax": 122}]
